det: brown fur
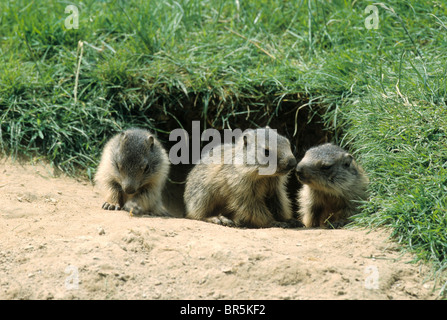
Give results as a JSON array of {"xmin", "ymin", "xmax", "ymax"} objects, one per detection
[
  {"xmin": 296, "ymin": 143, "xmax": 369, "ymax": 228},
  {"xmin": 94, "ymin": 128, "xmax": 170, "ymax": 216},
  {"xmin": 184, "ymin": 127, "xmax": 301, "ymax": 228}
]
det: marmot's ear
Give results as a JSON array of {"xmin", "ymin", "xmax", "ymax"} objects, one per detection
[
  {"xmin": 147, "ymin": 135, "xmax": 155, "ymax": 150},
  {"xmin": 343, "ymin": 153, "xmax": 353, "ymax": 167},
  {"xmin": 119, "ymin": 131, "xmax": 128, "ymax": 144}
]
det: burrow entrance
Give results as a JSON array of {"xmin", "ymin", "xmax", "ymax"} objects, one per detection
[{"xmin": 152, "ymin": 95, "xmax": 333, "ymax": 217}]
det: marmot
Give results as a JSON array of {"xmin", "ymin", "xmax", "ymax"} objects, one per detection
[
  {"xmin": 94, "ymin": 128, "xmax": 170, "ymax": 216},
  {"xmin": 295, "ymin": 143, "xmax": 369, "ymax": 228},
  {"xmin": 184, "ymin": 127, "xmax": 301, "ymax": 228}
]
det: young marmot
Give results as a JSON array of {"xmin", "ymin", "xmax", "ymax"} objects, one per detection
[
  {"xmin": 184, "ymin": 127, "xmax": 301, "ymax": 228},
  {"xmin": 94, "ymin": 128, "xmax": 170, "ymax": 216},
  {"xmin": 295, "ymin": 143, "xmax": 369, "ymax": 228}
]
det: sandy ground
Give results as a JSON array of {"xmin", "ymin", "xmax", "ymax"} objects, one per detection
[{"xmin": 0, "ymin": 158, "xmax": 441, "ymax": 300}]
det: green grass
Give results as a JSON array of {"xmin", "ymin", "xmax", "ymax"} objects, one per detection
[
  {"xmin": 1, "ymin": 0, "xmax": 446, "ymax": 292},
  {"xmin": 344, "ymin": 51, "xmax": 447, "ymax": 286}
]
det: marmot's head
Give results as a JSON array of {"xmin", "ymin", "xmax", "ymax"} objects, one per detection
[
  {"xmin": 295, "ymin": 143, "xmax": 360, "ymax": 196},
  {"xmin": 234, "ymin": 127, "xmax": 296, "ymax": 176},
  {"xmin": 113, "ymin": 129, "xmax": 164, "ymax": 194}
]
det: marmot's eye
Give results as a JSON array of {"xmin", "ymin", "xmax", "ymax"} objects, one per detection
[
  {"xmin": 144, "ymin": 164, "xmax": 151, "ymax": 173},
  {"xmin": 321, "ymin": 164, "xmax": 332, "ymax": 170}
]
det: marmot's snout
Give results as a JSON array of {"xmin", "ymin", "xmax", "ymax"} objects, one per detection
[
  {"xmin": 121, "ymin": 177, "xmax": 139, "ymax": 195},
  {"xmin": 295, "ymin": 163, "xmax": 307, "ymax": 183},
  {"xmin": 123, "ymin": 185, "xmax": 136, "ymax": 195},
  {"xmin": 286, "ymin": 157, "xmax": 297, "ymax": 170},
  {"xmin": 276, "ymin": 156, "xmax": 296, "ymax": 175}
]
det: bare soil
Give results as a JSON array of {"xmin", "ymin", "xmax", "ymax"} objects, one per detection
[{"xmin": 0, "ymin": 158, "xmax": 440, "ymax": 300}]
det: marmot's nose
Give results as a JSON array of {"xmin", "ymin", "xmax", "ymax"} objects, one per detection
[
  {"xmin": 123, "ymin": 186, "xmax": 136, "ymax": 195},
  {"xmin": 287, "ymin": 157, "xmax": 297, "ymax": 170}
]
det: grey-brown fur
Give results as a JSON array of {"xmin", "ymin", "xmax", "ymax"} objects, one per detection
[
  {"xmin": 295, "ymin": 143, "xmax": 369, "ymax": 228},
  {"xmin": 94, "ymin": 128, "xmax": 170, "ymax": 216},
  {"xmin": 184, "ymin": 127, "xmax": 301, "ymax": 228}
]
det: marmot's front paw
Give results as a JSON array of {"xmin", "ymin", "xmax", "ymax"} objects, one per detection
[
  {"xmin": 206, "ymin": 215, "xmax": 236, "ymax": 227},
  {"xmin": 123, "ymin": 202, "xmax": 144, "ymax": 215},
  {"xmin": 102, "ymin": 202, "xmax": 121, "ymax": 210},
  {"xmin": 152, "ymin": 208, "xmax": 171, "ymax": 217},
  {"xmin": 285, "ymin": 219, "xmax": 304, "ymax": 228},
  {"xmin": 271, "ymin": 219, "xmax": 304, "ymax": 228}
]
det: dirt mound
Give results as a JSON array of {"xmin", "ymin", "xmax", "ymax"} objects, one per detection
[{"xmin": 0, "ymin": 159, "xmax": 439, "ymax": 299}]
